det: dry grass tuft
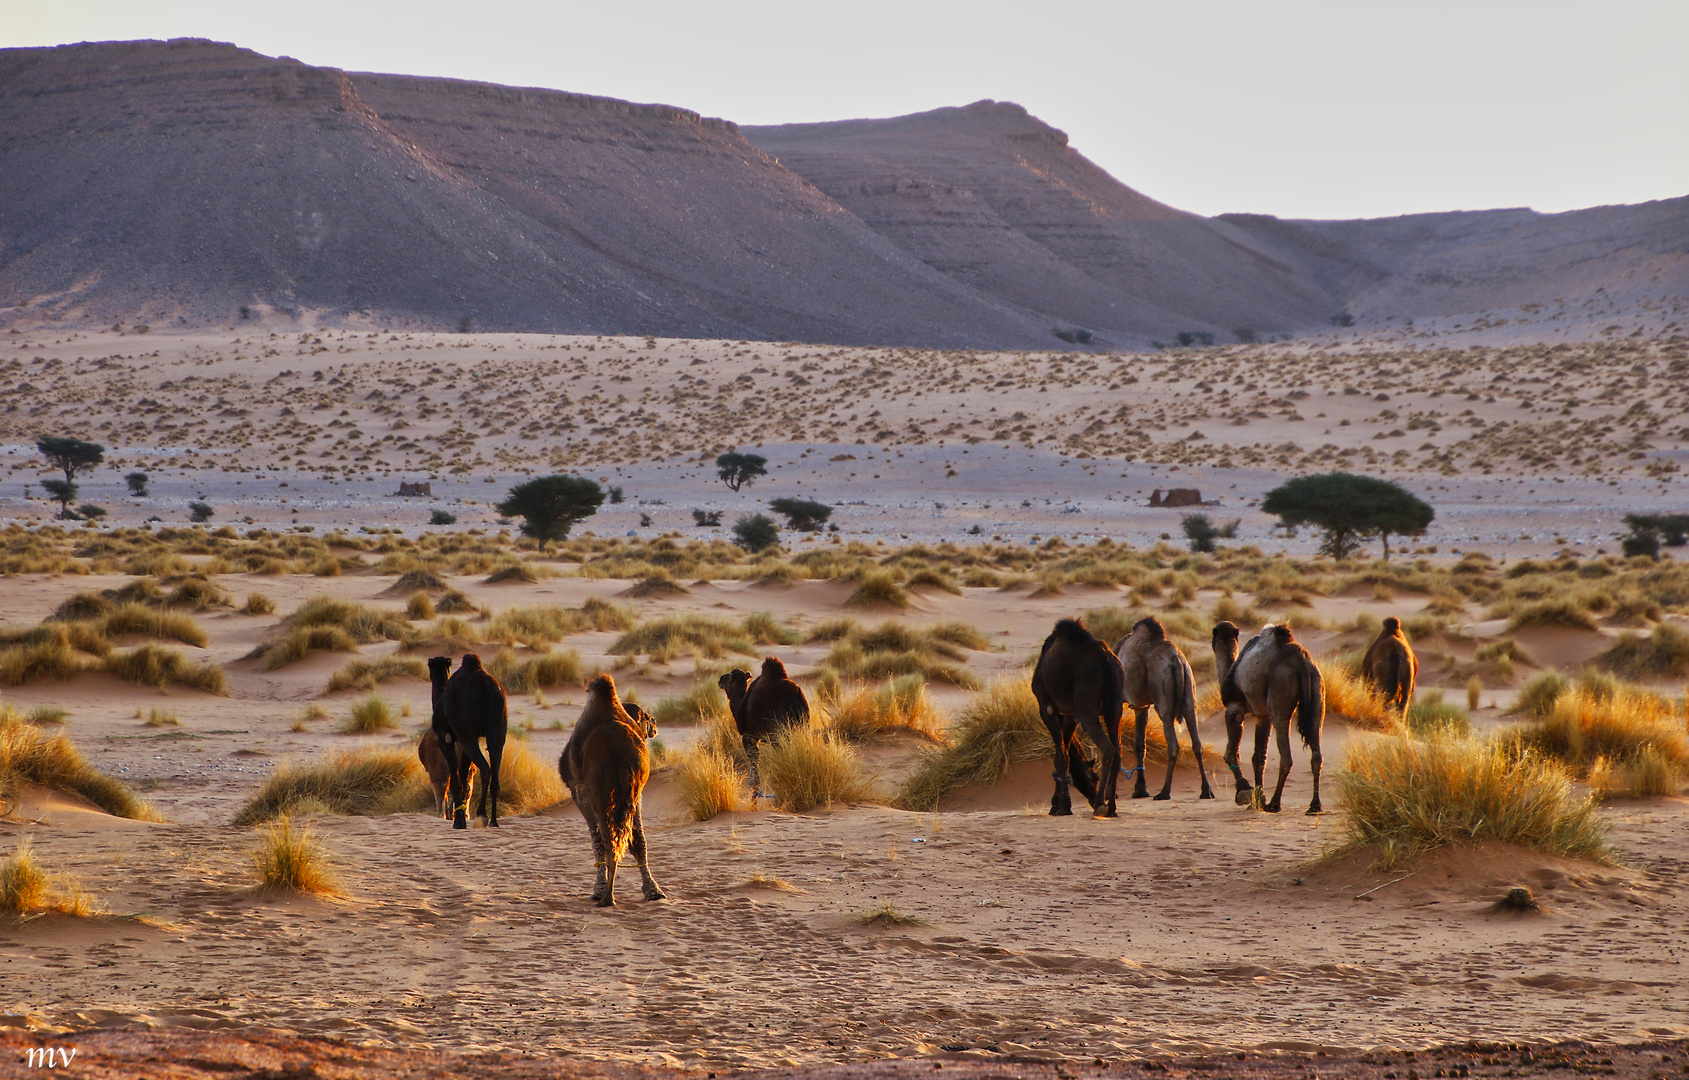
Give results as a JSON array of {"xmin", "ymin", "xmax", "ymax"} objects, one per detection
[
  {"xmin": 485, "ymin": 563, "xmax": 542, "ymax": 584},
  {"xmin": 669, "ymin": 746, "xmax": 747, "ymax": 821},
  {"xmin": 0, "ymin": 626, "xmax": 90, "ymax": 686},
  {"xmin": 894, "ymin": 679, "xmax": 1046, "ymax": 811},
  {"xmin": 1504, "ymin": 681, "xmax": 1689, "ymax": 792},
  {"xmin": 405, "ymin": 591, "xmax": 435, "ymax": 620},
  {"xmin": 758, "ymin": 722, "xmax": 875, "ymax": 812},
  {"xmin": 484, "ymin": 740, "xmax": 569, "ymax": 816},
  {"xmin": 100, "ymin": 603, "xmax": 208, "ymax": 646},
  {"xmin": 0, "ymin": 706, "xmax": 161, "ymax": 820},
  {"xmin": 824, "ymin": 675, "xmax": 945, "ymax": 742},
  {"xmin": 1318, "ymin": 662, "xmax": 1402, "ymax": 733},
  {"xmin": 611, "ymin": 614, "xmax": 755, "ymax": 660},
  {"xmin": 105, "ymin": 645, "xmax": 227, "ymax": 694},
  {"xmin": 653, "ymin": 678, "xmax": 729, "ymax": 726},
  {"xmin": 813, "ymin": 620, "xmax": 987, "ymax": 689},
  {"xmin": 1595, "ymin": 622, "xmax": 1689, "ymax": 678},
  {"xmin": 1405, "ymin": 691, "xmax": 1473, "ymax": 739},
  {"xmin": 1335, "ymin": 735, "xmax": 1613, "ymax": 868},
  {"xmin": 241, "ymin": 592, "xmax": 277, "ymax": 616},
  {"xmin": 846, "ymin": 570, "xmax": 910, "ymax": 609},
  {"xmin": 1505, "ymin": 598, "xmax": 1599, "ymax": 632},
  {"xmin": 251, "ymin": 817, "xmax": 339, "ymax": 895},
  {"xmin": 0, "ymin": 841, "xmax": 92, "ymax": 919},
  {"xmin": 341, "ymin": 695, "xmax": 399, "ymax": 733},
  {"xmin": 488, "ymin": 648, "xmax": 582, "ymax": 693},
  {"xmin": 234, "ymin": 748, "xmax": 430, "ymax": 824},
  {"xmin": 859, "ymin": 901, "xmax": 927, "ymax": 927},
  {"xmin": 327, "ymin": 654, "xmax": 427, "ymax": 693}
]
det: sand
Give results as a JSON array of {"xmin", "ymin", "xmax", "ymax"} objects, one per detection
[{"xmin": 0, "ymin": 326, "xmax": 1687, "ymax": 1073}]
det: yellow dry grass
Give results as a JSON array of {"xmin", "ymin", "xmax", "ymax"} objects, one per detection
[
  {"xmin": 251, "ymin": 817, "xmax": 339, "ymax": 895},
  {"xmin": 757, "ymin": 722, "xmax": 875, "ymax": 813},
  {"xmin": 105, "ymin": 645, "xmax": 227, "ymax": 694},
  {"xmin": 824, "ymin": 675, "xmax": 946, "ymax": 742},
  {"xmin": 668, "ymin": 746, "xmax": 747, "ymax": 821},
  {"xmin": 894, "ymin": 679, "xmax": 1047, "ymax": 811},
  {"xmin": 0, "ymin": 841, "xmax": 93, "ymax": 919},
  {"xmin": 326, "ymin": 654, "xmax": 428, "ymax": 693},
  {"xmin": 0, "ymin": 705, "xmax": 160, "ymax": 820}
]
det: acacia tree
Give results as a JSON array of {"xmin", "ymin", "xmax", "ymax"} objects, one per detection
[
  {"xmin": 768, "ymin": 496, "xmax": 832, "ymax": 532},
  {"xmin": 715, "ymin": 451, "xmax": 768, "ymax": 492},
  {"xmin": 37, "ymin": 436, "xmax": 104, "ymax": 519},
  {"xmin": 496, "ymin": 475, "xmax": 604, "ymax": 551},
  {"xmin": 732, "ymin": 513, "xmax": 780, "ymax": 553},
  {"xmin": 1260, "ymin": 472, "xmax": 1433, "ymax": 561}
]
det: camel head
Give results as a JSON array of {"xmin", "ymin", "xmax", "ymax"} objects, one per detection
[
  {"xmin": 458, "ymin": 652, "xmax": 484, "ymax": 673},
  {"xmin": 760, "ymin": 655, "xmax": 789, "ymax": 680},
  {"xmin": 427, "ymin": 656, "xmax": 452, "ymax": 683},
  {"xmin": 718, "ymin": 668, "xmax": 751, "ymax": 703},
  {"xmin": 1132, "ymin": 616, "xmax": 1166, "ymax": 642},
  {"xmin": 1211, "ymin": 621, "xmax": 1240, "ymax": 652},
  {"xmin": 623, "ymin": 701, "xmax": 657, "ymax": 739},
  {"xmin": 1382, "ymin": 616, "xmax": 1402, "ymax": 634}
]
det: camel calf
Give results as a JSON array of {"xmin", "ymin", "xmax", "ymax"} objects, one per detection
[
  {"xmin": 558, "ymin": 674, "xmax": 665, "ymax": 907},
  {"xmin": 417, "ymin": 729, "xmax": 453, "ymax": 818},
  {"xmin": 1362, "ymin": 616, "xmax": 1417, "ymax": 718},
  {"xmin": 718, "ymin": 656, "xmax": 809, "ymax": 798}
]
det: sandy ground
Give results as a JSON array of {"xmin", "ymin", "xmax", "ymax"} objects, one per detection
[
  {"xmin": 1, "ymin": 325, "xmax": 1687, "ymax": 1072},
  {"xmin": 0, "ymin": 326, "xmax": 1684, "ymax": 556}
]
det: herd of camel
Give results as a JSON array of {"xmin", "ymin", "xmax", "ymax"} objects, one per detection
[{"xmin": 418, "ymin": 616, "xmax": 1418, "ymax": 905}]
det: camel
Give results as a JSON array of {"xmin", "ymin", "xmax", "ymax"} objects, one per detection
[
  {"xmin": 1211, "ymin": 622, "xmax": 1326, "ymax": 815},
  {"xmin": 1114, "ymin": 616, "xmax": 1215, "ymax": 801},
  {"xmin": 557, "ymin": 674, "xmax": 665, "ymax": 907},
  {"xmin": 1361, "ymin": 616, "xmax": 1417, "ymax": 718},
  {"xmin": 442, "ymin": 653, "xmax": 508, "ymax": 830},
  {"xmin": 1030, "ymin": 619, "xmax": 1125, "ymax": 817},
  {"xmin": 718, "ymin": 656, "xmax": 809, "ymax": 797},
  {"xmin": 425, "ymin": 656, "xmax": 460, "ymax": 819}
]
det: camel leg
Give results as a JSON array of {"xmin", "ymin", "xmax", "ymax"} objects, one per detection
[
  {"xmin": 450, "ymin": 751, "xmax": 476, "ymax": 829},
  {"xmin": 587, "ymin": 818, "xmax": 610, "ymax": 904},
  {"xmin": 1154, "ymin": 712, "xmax": 1178, "ymax": 800},
  {"xmin": 1265, "ymin": 719, "xmax": 1294, "ymax": 814},
  {"xmin": 1043, "ymin": 712, "xmax": 1074, "ymax": 816},
  {"xmin": 1251, "ymin": 718, "xmax": 1272, "ymax": 810},
  {"xmin": 743, "ymin": 736, "xmax": 765, "ymax": 800},
  {"xmin": 1130, "ymin": 707, "xmax": 1152, "ymax": 799},
  {"xmin": 1223, "ymin": 706, "xmax": 1252, "ymax": 805},
  {"xmin": 482, "ymin": 736, "xmax": 503, "ymax": 828},
  {"xmin": 1080, "ymin": 712, "xmax": 1120, "ymax": 818},
  {"xmin": 631, "ymin": 806, "xmax": 666, "ymax": 901},
  {"xmin": 1066, "ymin": 734, "xmax": 1102, "ymax": 810},
  {"xmin": 1305, "ymin": 730, "xmax": 1324, "ymax": 816},
  {"xmin": 1185, "ymin": 713, "xmax": 1215, "ymax": 800}
]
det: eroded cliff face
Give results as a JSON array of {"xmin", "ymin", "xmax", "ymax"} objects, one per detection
[
  {"xmin": 746, "ymin": 101, "xmax": 1341, "ymax": 341},
  {"xmin": 0, "ymin": 40, "xmax": 1058, "ymax": 346}
]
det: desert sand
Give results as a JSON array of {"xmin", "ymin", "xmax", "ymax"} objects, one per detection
[{"xmin": 0, "ymin": 327, "xmax": 1686, "ymax": 1078}]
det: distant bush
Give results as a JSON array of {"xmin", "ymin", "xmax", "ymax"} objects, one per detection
[
  {"xmin": 188, "ymin": 501, "xmax": 214, "ymax": 523},
  {"xmin": 732, "ymin": 513, "xmax": 780, "ymax": 553},
  {"xmin": 429, "ymin": 510, "xmax": 457, "ymax": 526},
  {"xmin": 769, "ymin": 497, "xmax": 833, "ymax": 532}
]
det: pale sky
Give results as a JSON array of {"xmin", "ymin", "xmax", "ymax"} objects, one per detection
[{"xmin": 5, "ymin": 0, "xmax": 1685, "ymax": 220}]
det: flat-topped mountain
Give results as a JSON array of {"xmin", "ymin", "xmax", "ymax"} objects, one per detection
[{"xmin": 3, "ymin": 40, "xmax": 1683, "ymax": 346}]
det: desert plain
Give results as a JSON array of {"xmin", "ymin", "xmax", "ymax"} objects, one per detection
[{"xmin": 0, "ymin": 322, "xmax": 1686, "ymax": 1080}]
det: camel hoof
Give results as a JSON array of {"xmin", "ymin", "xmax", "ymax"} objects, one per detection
[
  {"xmin": 452, "ymin": 818, "xmax": 468, "ymax": 830},
  {"xmin": 1263, "ymin": 802, "xmax": 1282, "ymax": 814},
  {"xmin": 1096, "ymin": 807, "xmax": 1118, "ymax": 819},
  {"xmin": 1153, "ymin": 791, "xmax": 1171, "ymax": 802},
  {"xmin": 595, "ymin": 898, "xmax": 615, "ymax": 908},
  {"xmin": 1233, "ymin": 789, "xmax": 1252, "ymax": 807},
  {"xmin": 645, "ymin": 889, "xmax": 667, "ymax": 901},
  {"xmin": 1199, "ymin": 789, "xmax": 1216, "ymax": 800},
  {"xmin": 1306, "ymin": 804, "xmax": 1323, "ymax": 816},
  {"xmin": 1049, "ymin": 805, "xmax": 1072, "ymax": 816},
  {"xmin": 1131, "ymin": 789, "xmax": 1149, "ymax": 800}
]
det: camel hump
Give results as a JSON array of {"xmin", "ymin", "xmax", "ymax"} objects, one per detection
[
  {"xmin": 459, "ymin": 653, "xmax": 484, "ymax": 672},
  {"xmin": 588, "ymin": 673, "xmax": 616, "ymax": 699},
  {"xmin": 1134, "ymin": 616, "xmax": 1166, "ymax": 641},
  {"xmin": 761, "ymin": 655, "xmax": 789, "ymax": 679},
  {"xmin": 1052, "ymin": 618, "xmax": 1093, "ymax": 644},
  {"xmin": 1382, "ymin": 616, "xmax": 1402, "ymax": 633},
  {"xmin": 1270, "ymin": 624, "xmax": 1295, "ymax": 646}
]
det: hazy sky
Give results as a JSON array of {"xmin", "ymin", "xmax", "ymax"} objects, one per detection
[{"xmin": 6, "ymin": 0, "xmax": 1684, "ymax": 220}]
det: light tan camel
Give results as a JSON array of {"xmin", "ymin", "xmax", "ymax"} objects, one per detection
[
  {"xmin": 1114, "ymin": 616, "xmax": 1215, "ymax": 801},
  {"xmin": 1362, "ymin": 616, "xmax": 1417, "ymax": 718},
  {"xmin": 557, "ymin": 674, "xmax": 665, "ymax": 906},
  {"xmin": 1211, "ymin": 622, "xmax": 1326, "ymax": 815}
]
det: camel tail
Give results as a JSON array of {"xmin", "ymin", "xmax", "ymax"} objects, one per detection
[
  {"xmin": 1174, "ymin": 657, "xmax": 1197, "ymax": 727},
  {"xmin": 1297, "ymin": 661, "xmax": 1324, "ymax": 747},
  {"xmin": 603, "ymin": 769, "xmax": 638, "ymax": 866}
]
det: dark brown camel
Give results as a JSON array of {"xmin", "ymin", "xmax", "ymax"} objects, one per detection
[
  {"xmin": 557, "ymin": 674, "xmax": 665, "ymax": 907},
  {"xmin": 1362, "ymin": 616, "xmax": 1418, "ymax": 719},
  {"xmin": 1211, "ymin": 622, "xmax": 1326, "ymax": 815},
  {"xmin": 425, "ymin": 656, "xmax": 460, "ymax": 820},
  {"xmin": 718, "ymin": 656, "xmax": 809, "ymax": 797},
  {"xmin": 442, "ymin": 652, "xmax": 508, "ymax": 829},
  {"xmin": 1114, "ymin": 616, "xmax": 1215, "ymax": 801},
  {"xmin": 1030, "ymin": 619, "xmax": 1125, "ymax": 817}
]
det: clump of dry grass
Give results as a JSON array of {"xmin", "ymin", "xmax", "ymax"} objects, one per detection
[
  {"xmin": 166, "ymin": 577, "xmax": 232, "ymax": 610},
  {"xmin": 234, "ymin": 748, "xmax": 430, "ymax": 824},
  {"xmin": 487, "ymin": 648, "xmax": 582, "ymax": 693},
  {"xmin": 142, "ymin": 707, "xmax": 179, "ymax": 727},
  {"xmin": 105, "ymin": 645, "xmax": 227, "ymax": 694},
  {"xmin": 251, "ymin": 817, "xmax": 338, "ymax": 895},
  {"xmin": 1335, "ymin": 735, "xmax": 1613, "ymax": 868},
  {"xmin": 824, "ymin": 675, "xmax": 945, "ymax": 742},
  {"xmin": 100, "ymin": 603, "xmax": 208, "ymax": 647},
  {"xmin": 326, "ymin": 654, "xmax": 427, "ymax": 693},
  {"xmin": 405, "ymin": 591, "xmax": 435, "ymax": 620},
  {"xmin": 1503, "ymin": 598, "xmax": 1599, "ymax": 632},
  {"xmin": 1504, "ymin": 680, "xmax": 1689, "ymax": 792},
  {"xmin": 846, "ymin": 570, "xmax": 909, "ymax": 609},
  {"xmin": 1513, "ymin": 671, "xmax": 1570, "ymax": 716},
  {"xmin": 1404, "ymin": 691, "xmax": 1473, "ymax": 739},
  {"xmin": 859, "ymin": 901, "xmax": 927, "ymax": 927},
  {"xmin": 341, "ymin": 695, "xmax": 399, "ymax": 733},
  {"xmin": 0, "ymin": 705, "xmax": 160, "ymax": 820},
  {"xmin": 0, "ymin": 841, "xmax": 92, "ymax": 919},
  {"xmin": 436, "ymin": 589, "xmax": 477, "ymax": 614},
  {"xmin": 1588, "ymin": 744, "xmax": 1682, "ymax": 799},
  {"xmin": 485, "ymin": 563, "xmax": 543, "ymax": 584},
  {"xmin": 669, "ymin": 746, "xmax": 747, "ymax": 821},
  {"xmin": 611, "ymin": 614, "xmax": 755, "ymax": 661},
  {"xmin": 812, "ymin": 620, "xmax": 988, "ymax": 689},
  {"xmin": 0, "ymin": 625, "xmax": 92, "ymax": 686},
  {"xmin": 1318, "ymin": 662, "xmax": 1401, "ymax": 733},
  {"xmin": 483, "ymin": 740, "xmax": 568, "ymax": 816},
  {"xmin": 743, "ymin": 611, "xmax": 798, "ymax": 645},
  {"xmin": 757, "ymin": 722, "xmax": 875, "ymax": 812},
  {"xmin": 1595, "ymin": 622, "xmax": 1689, "ymax": 678},
  {"xmin": 894, "ymin": 679, "xmax": 1046, "ymax": 811},
  {"xmin": 653, "ymin": 678, "xmax": 729, "ymax": 726},
  {"xmin": 241, "ymin": 592, "xmax": 276, "ymax": 616},
  {"xmin": 252, "ymin": 597, "xmax": 415, "ymax": 670}
]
